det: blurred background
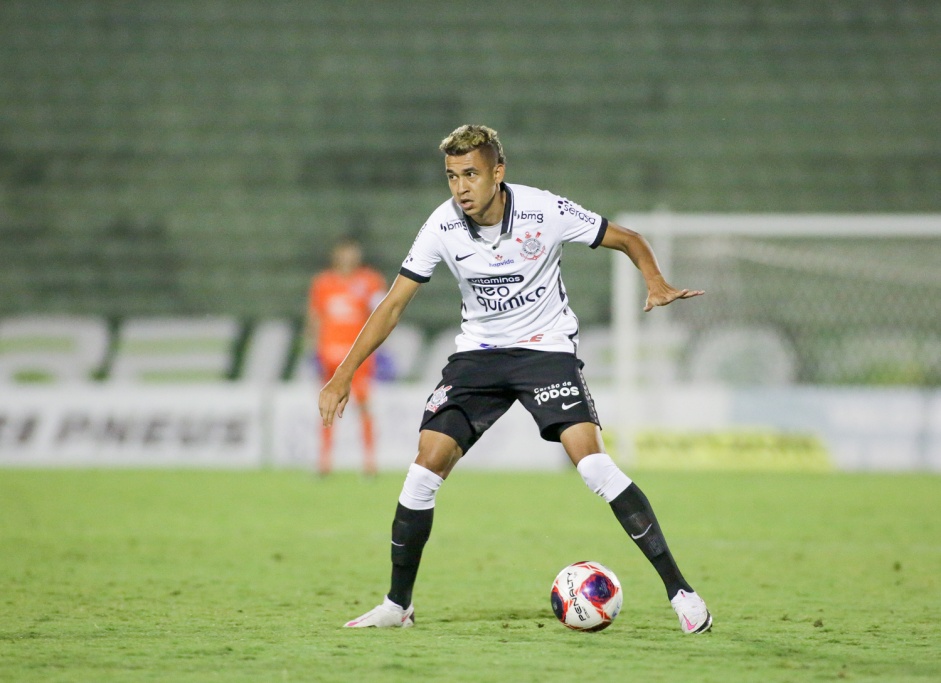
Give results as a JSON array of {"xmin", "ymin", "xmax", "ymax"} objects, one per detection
[{"xmin": 1, "ymin": 1, "xmax": 940, "ymax": 469}]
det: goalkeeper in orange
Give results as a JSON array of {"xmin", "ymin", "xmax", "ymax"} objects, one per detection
[{"xmin": 307, "ymin": 237, "xmax": 386, "ymax": 475}]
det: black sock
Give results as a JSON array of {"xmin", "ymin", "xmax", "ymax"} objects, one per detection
[
  {"xmin": 609, "ymin": 483, "xmax": 693, "ymax": 599},
  {"xmin": 387, "ymin": 503, "xmax": 434, "ymax": 609}
]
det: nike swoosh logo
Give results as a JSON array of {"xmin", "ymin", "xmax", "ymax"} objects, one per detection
[
  {"xmin": 630, "ymin": 523, "xmax": 653, "ymax": 540},
  {"xmin": 561, "ymin": 401, "xmax": 582, "ymax": 410},
  {"xmin": 455, "ymin": 253, "xmax": 474, "ymax": 261},
  {"xmin": 391, "ymin": 541, "xmax": 405, "ymax": 547}
]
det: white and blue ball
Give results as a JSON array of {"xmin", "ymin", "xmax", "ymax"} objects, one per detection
[{"xmin": 550, "ymin": 561, "xmax": 623, "ymax": 632}]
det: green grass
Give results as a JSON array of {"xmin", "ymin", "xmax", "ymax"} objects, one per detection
[{"xmin": 1, "ymin": 469, "xmax": 939, "ymax": 682}]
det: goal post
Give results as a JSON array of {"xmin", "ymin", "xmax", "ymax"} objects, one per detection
[{"xmin": 610, "ymin": 213, "xmax": 941, "ymax": 471}]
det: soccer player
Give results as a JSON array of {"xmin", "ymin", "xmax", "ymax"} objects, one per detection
[
  {"xmin": 319, "ymin": 125, "xmax": 712, "ymax": 634},
  {"xmin": 307, "ymin": 237, "xmax": 386, "ymax": 476}
]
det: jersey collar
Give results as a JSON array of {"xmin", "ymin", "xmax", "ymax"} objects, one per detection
[{"xmin": 461, "ymin": 182, "xmax": 514, "ymax": 241}]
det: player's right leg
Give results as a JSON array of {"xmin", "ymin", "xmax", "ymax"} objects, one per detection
[
  {"xmin": 344, "ymin": 428, "xmax": 462, "ymax": 628},
  {"xmin": 345, "ymin": 353, "xmax": 513, "ymax": 628},
  {"xmin": 318, "ymin": 426, "xmax": 332, "ymax": 476}
]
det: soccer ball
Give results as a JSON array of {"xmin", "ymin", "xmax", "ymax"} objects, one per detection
[{"xmin": 550, "ymin": 561, "xmax": 623, "ymax": 632}]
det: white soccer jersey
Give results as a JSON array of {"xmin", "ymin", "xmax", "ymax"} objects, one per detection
[{"xmin": 400, "ymin": 182, "xmax": 608, "ymax": 354}]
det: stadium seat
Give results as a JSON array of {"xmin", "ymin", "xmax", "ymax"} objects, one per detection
[
  {"xmin": 240, "ymin": 319, "xmax": 296, "ymax": 383},
  {"xmin": 109, "ymin": 316, "xmax": 240, "ymax": 383},
  {"xmin": 0, "ymin": 315, "xmax": 110, "ymax": 383}
]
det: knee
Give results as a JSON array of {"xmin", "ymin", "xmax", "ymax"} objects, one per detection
[
  {"xmin": 415, "ymin": 430, "xmax": 463, "ymax": 479},
  {"xmin": 576, "ymin": 453, "xmax": 632, "ymax": 503},
  {"xmin": 398, "ymin": 463, "xmax": 444, "ymax": 510}
]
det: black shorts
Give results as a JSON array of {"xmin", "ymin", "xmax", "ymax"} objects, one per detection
[{"xmin": 420, "ymin": 348, "xmax": 600, "ymax": 454}]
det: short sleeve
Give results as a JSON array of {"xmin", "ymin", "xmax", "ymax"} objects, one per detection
[
  {"xmin": 399, "ymin": 222, "xmax": 442, "ymax": 283},
  {"xmin": 555, "ymin": 195, "xmax": 608, "ymax": 248}
]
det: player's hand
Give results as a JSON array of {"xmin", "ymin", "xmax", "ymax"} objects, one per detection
[
  {"xmin": 644, "ymin": 278, "xmax": 705, "ymax": 312},
  {"xmin": 319, "ymin": 373, "xmax": 352, "ymax": 427}
]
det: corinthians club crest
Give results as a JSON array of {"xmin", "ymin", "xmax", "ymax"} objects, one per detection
[
  {"xmin": 425, "ymin": 385, "xmax": 453, "ymax": 413},
  {"xmin": 516, "ymin": 231, "xmax": 545, "ymax": 261}
]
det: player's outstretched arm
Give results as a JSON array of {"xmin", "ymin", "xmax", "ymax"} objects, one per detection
[
  {"xmin": 318, "ymin": 275, "xmax": 422, "ymax": 426},
  {"xmin": 600, "ymin": 222, "xmax": 705, "ymax": 312}
]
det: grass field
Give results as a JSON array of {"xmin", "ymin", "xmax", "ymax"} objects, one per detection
[{"xmin": 1, "ymin": 469, "xmax": 939, "ymax": 683}]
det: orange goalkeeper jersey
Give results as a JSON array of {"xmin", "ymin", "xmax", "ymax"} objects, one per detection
[{"xmin": 309, "ymin": 267, "xmax": 386, "ymax": 366}]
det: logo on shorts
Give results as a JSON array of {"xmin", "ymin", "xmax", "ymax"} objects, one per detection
[
  {"xmin": 533, "ymin": 382, "xmax": 581, "ymax": 406},
  {"xmin": 516, "ymin": 231, "xmax": 545, "ymax": 261},
  {"xmin": 425, "ymin": 385, "xmax": 453, "ymax": 413}
]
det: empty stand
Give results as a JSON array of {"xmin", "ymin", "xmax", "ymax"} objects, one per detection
[{"xmin": 1, "ymin": 1, "xmax": 939, "ymax": 377}]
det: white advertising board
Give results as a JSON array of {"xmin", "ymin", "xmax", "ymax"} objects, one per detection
[
  {"xmin": 0, "ymin": 387, "xmax": 264, "ymax": 467},
  {"xmin": 622, "ymin": 385, "xmax": 941, "ymax": 472},
  {"xmin": 1, "ymin": 384, "xmax": 938, "ymax": 471}
]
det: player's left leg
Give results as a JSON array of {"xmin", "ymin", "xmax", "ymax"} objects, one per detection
[
  {"xmin": 560, "ymin": 423, "xmax": 712, "ymax": 634},
  {"xmin": 513, "ymin": 351, "xmax": 711, "ymax": 633}
]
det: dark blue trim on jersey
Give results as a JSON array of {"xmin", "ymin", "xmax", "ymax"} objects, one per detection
[
  {"xmin": 462, "ymin": 182, "xmax": 514, "ymax": 240},
  {"xmin": 556, "ymin": 266, "xmax": 566, "ymax": 302},
  {"xmin": 589, "ymin": 217, "xmax": 609, "ymax": 249},
  {"xmin": 399, "ymin": 267, "xmax": 430, "ymax": 283}
]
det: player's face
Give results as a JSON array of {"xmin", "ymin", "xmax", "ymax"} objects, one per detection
[
  {"xmin": 445, "ymin": 149, "xmax": 505, "ymax": 225},
  {"xmin": 332, "ymin": 243, "xmax": 362, "ymax": 273}
]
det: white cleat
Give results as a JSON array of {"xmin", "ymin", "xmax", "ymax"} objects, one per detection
[
  {"xmin": 670, "ymin": 590, "xmax": 713, "ymax": 634},
  {"xmin": 344, "ymin": 596, "xmax": 415, "ymax": 628}
]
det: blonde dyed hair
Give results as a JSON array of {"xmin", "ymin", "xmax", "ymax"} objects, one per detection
[{"xmin": 439, "ymin": 124, "xmax": 506, "ymax": 165}]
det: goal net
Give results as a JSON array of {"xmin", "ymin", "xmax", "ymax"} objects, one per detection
[{"xmin": 608, "ymin": 213, "xmax": 941, "ymax": 471}]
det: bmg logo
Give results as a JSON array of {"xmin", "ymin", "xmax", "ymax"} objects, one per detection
[{"xmin": 515, "ymin": 210, "xmax": 544, "ymax": 224}]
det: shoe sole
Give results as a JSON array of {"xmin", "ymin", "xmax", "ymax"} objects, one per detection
[
  {"xmin": 691, "ymin": 612, "xmax": 713, "ymax": 634},
  {"xmin": 343, "ymin": 612, "xmax": 415, "ymax": 628}
]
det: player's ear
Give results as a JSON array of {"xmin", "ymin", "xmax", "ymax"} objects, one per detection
[{"xmin": 493, "ymin": 162, "xmax": 505, "ymax": 183}]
